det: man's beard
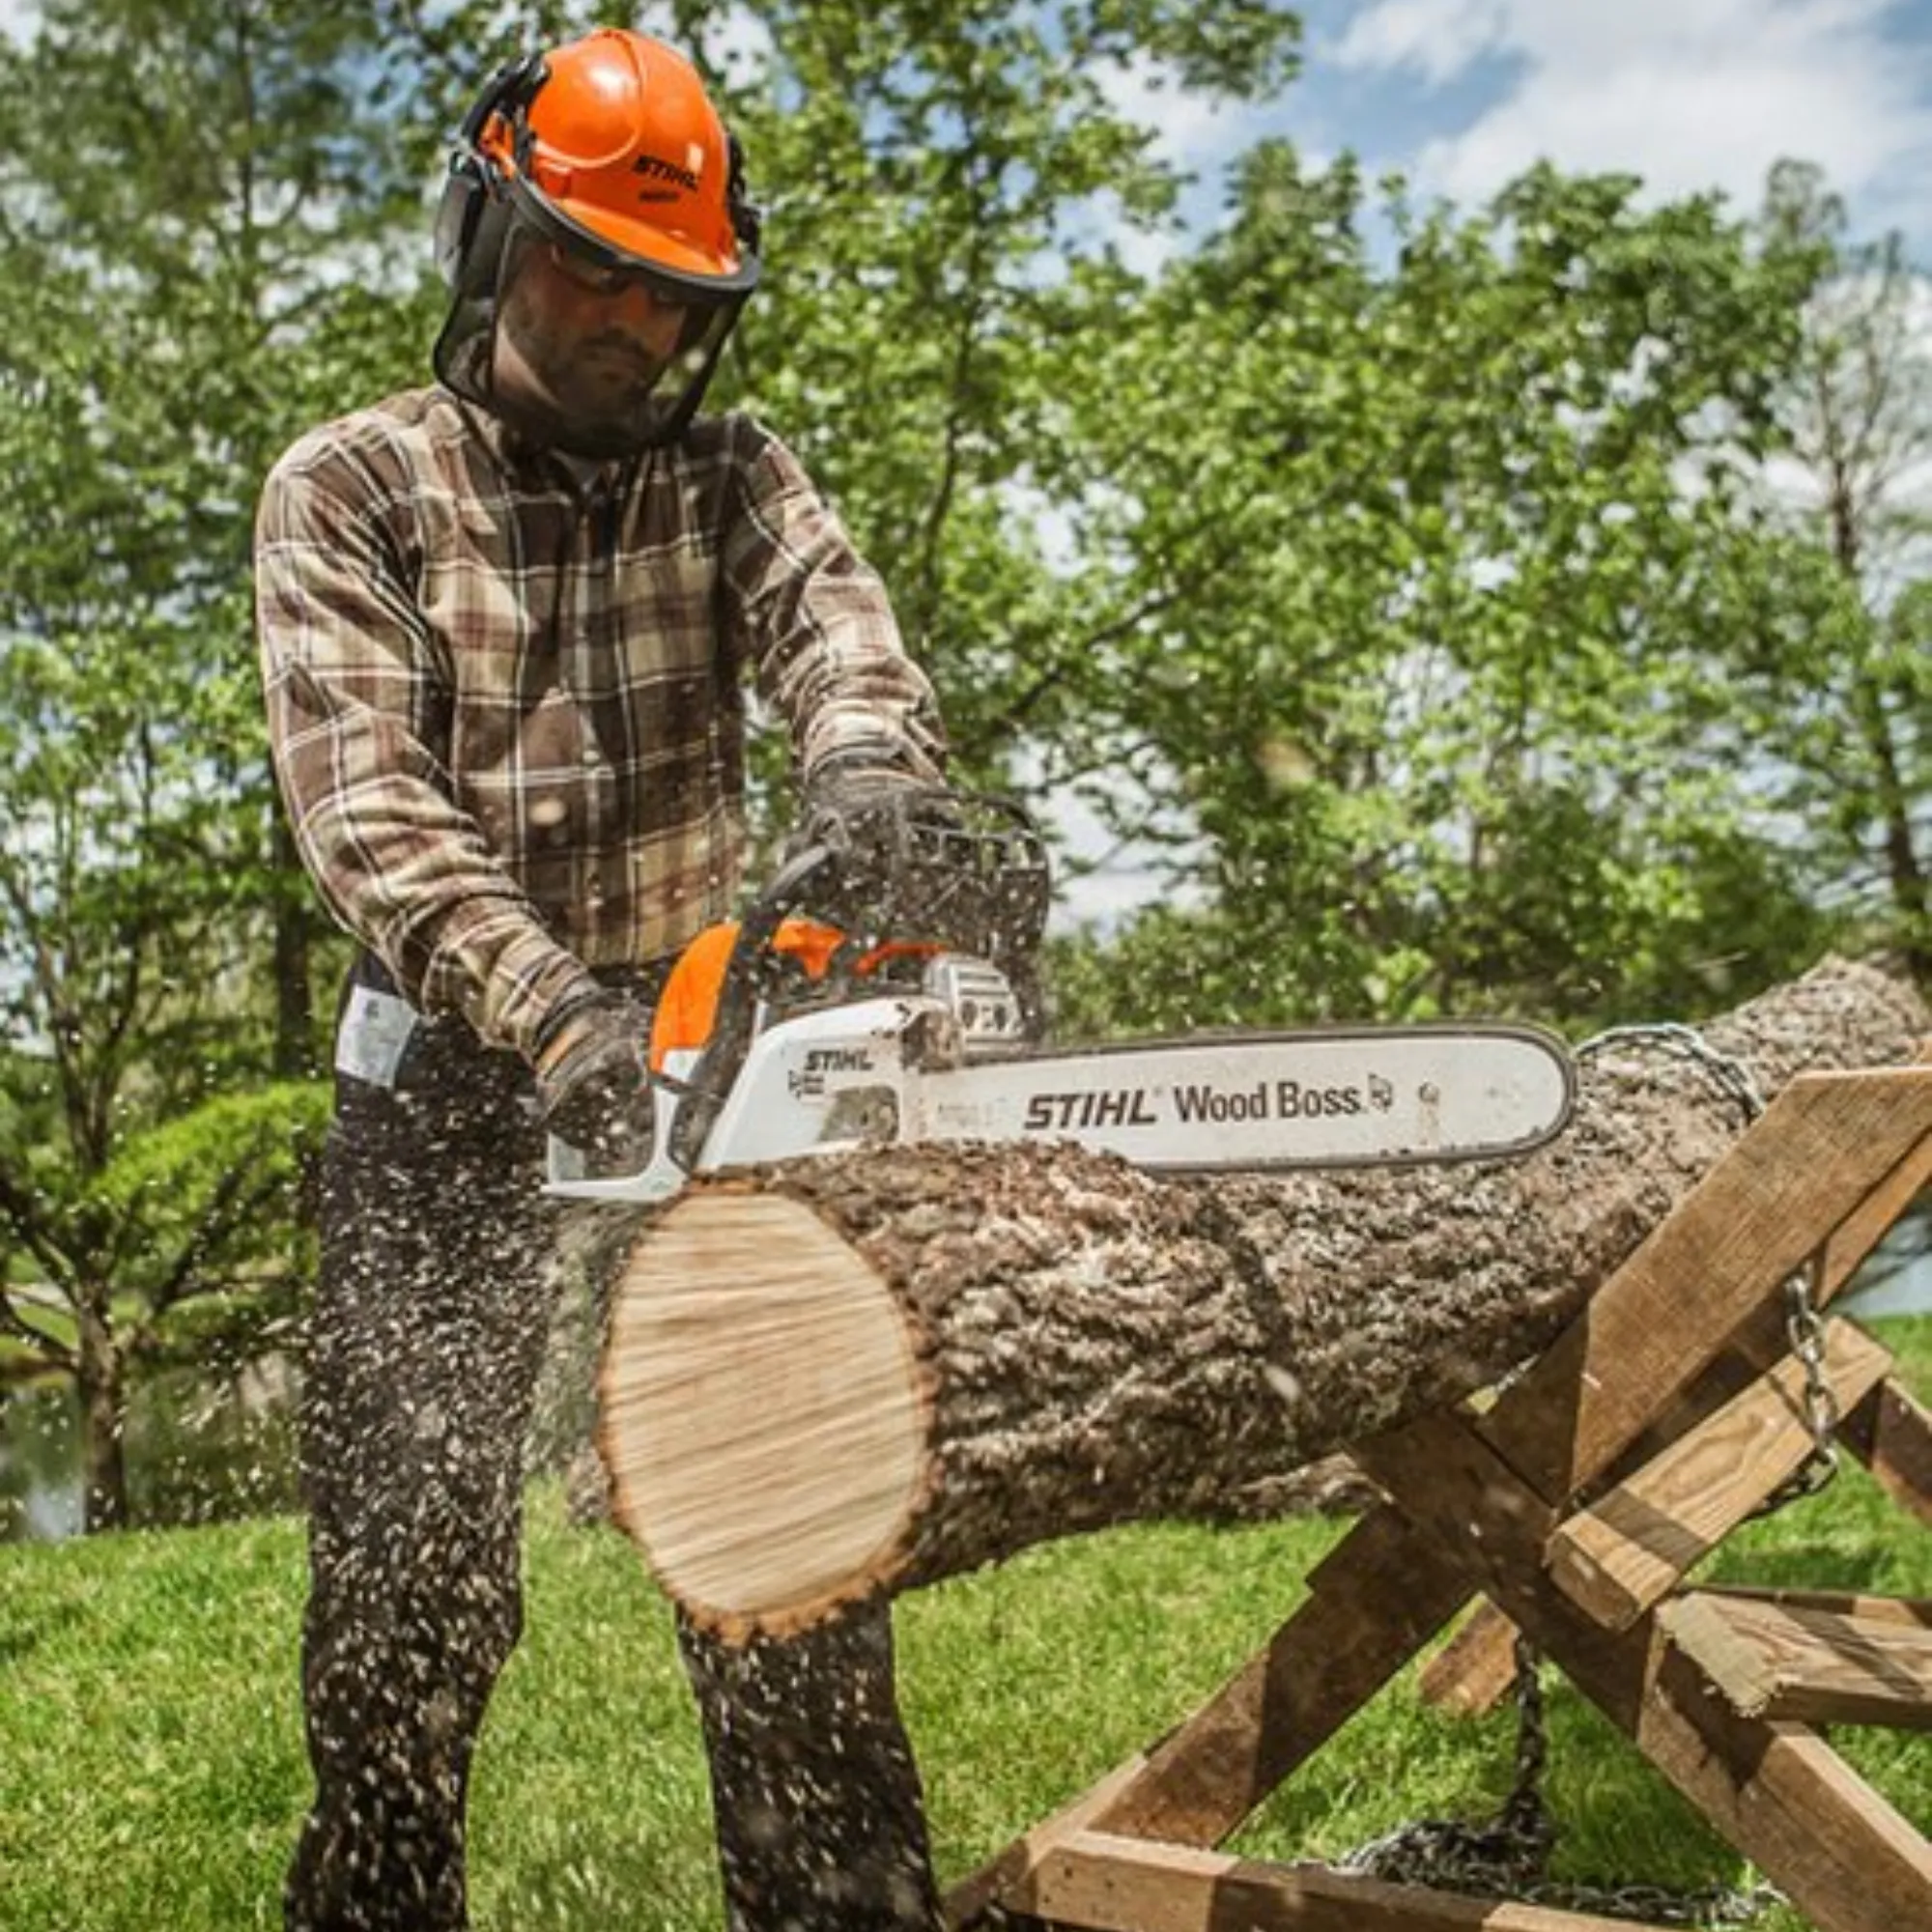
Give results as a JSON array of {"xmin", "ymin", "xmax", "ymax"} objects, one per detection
[
  {"xmin": 575, "ymin": 328, "xmax": 669, "ymax": 404},
  {"xmin": 493, "ymin": 298, "xmax": 672, "ymax": 458}
]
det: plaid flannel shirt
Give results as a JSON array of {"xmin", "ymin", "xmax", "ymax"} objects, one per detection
[{"xmin": 256, "ymin": 386, "xmax": 945, "ymax": 1060}]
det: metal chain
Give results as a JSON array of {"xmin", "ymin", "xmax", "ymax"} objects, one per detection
[
  {"xmin": 1746, "ymin": 1259, "xmax": 1842, "ymax": 1515},
  {"xmin": 1519, "ymin": 1876, "xmax": 1788, "ymax": 1927},
  {"xmin": 1330, "ymin": 1021, "xmax": 1845, "ymax": 1925},
  {"xmin": 1332, "ymin": 1634, "xmax": 1554, "ymax": 1896},
  {"xmin": 1334, "ymin": 1640, "xmax": 1780, "ymax": 1926},
  {"xmin": 1572, "ymin": 1021, "xmax": 1765, "ymax": 1124}
]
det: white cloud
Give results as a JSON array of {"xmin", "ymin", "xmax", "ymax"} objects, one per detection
[
  {"xmin": 700, "ymin": 4, "xmax": 777, "ymax": 83},
  {"xmin": 1331, "ymin": 0, "xmax": 1520, "ymax": 86},
  {"xmin": 0, "ymin": 0, "xmax": 36, "ymax": 44},
  {"xmin": 1095, "ymin": 52, "xmax": 1252, "ymax": 171},
  {"xmin": 1329, "ymin": 0, "xmax": 1932, "ymax": 223}
]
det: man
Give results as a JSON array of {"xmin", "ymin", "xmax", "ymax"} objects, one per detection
[{"xmin": 256, "ymin": 27, "xmax": 946, "ymax": 1932}]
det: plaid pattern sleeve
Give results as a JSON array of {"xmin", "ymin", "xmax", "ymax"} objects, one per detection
[
  {"xmin": 255, "ymin": 419, "xmax": 598, "ymax": 1059},
  {"xmin": 719, "ymin": 418, "xmax": 947, "ymax": 781},
  {"xmin": 257, "ymin": 393, "xmax": 949, "ymax": 1064}
]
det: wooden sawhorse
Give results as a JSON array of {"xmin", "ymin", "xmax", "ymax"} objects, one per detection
[{"xmin": 950, "ymin": 1063, "xmax": 1932, "ymax": 1932}]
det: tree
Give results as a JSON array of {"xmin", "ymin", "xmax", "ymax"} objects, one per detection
[
  {"xmin": 1747, "ymin": 161, "xmax": 1932, "ymax": 987},
  {"xmin": 0, "ymin": 496, "xmax": 331, "ymax": 1521},
  {"xmin": 662, "ymin": 0, "xmax": 1304, "ymax": 798},
  {"xmin": 1042, "ymin": 148, "xmax": 1836, "ymax": 1033},
  {"xmin": 0, "ymin": 0, "xmax": 434, "ymax": 1525}
]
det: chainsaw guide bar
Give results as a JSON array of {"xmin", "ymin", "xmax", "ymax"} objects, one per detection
[{"xmin": 904, "ymin": 1022, "xmax": 1575, "ymax": 1173}]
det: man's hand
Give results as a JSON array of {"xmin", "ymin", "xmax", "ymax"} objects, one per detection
[
  {"xmin": 533, "ymin": 994, "xmax": 656, "ymax": 1173},
  {"xmin": 802, "ymin": 752, "xmax": 924, "ymax": 824},
  {"xmin": 798, "ymin": 753, "xmax": 956, "ymax": 856}
]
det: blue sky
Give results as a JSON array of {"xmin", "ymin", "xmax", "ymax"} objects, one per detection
[
  {"xmin": 6, "ymin": 0, "xmax": 1923, "ymax": 252},
  {"xmin": 1124, "ymin": 0, "xmax": 1932, "ymax": 259}
]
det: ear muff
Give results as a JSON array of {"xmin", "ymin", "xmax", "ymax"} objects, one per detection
[
  {"xmin": 432, "ymin": 51, "xmax": 548, "ymax": 295},
  {"xmin": 724, "ymin": 131, "xmax": 762, "ymax": 257}
]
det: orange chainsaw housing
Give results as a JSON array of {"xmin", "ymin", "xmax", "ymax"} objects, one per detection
[{"xmin": 648, "ymin": 921, "xmax": 940, "ymax": 1073}]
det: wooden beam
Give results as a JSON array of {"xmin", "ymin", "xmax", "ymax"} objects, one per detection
[
  {"xmin": 943, "ymin": 1760, "xmax": 1149, "ymax": 1930},
  {"xmin": 1695, "ymin": 1584, "xmax": 1932, "ymax": 1629},
  {"xmin": 1817, "ymin": 1085, "xmax": 1932, "ymax": 1294},
  {"xmin": 1473, "ymin": 1068, "xmax": 1932, "ymax": 1505},
  {"xmin": 1417, "ymin": 1602, "xmax": 1520, "ymax": 1719},
  {"xmin": 1355, "ymin": 1410, "xmax": 1932, "ymax": 1932},
  {"xmin": 1841, "ymin": 1376, "xmax": 1932, "ymax": 1526},
  {"xmin": 1025, "ymin": 1831, "xmax": 1682, "ymax": 1932},
  {"xmin": 1660, "ymin": 1592, "xmax": 1932, "ymax": 1730},
  {"xmin": 1545, "ymin": 1321, "xmax": 1895, "ymax": 1630}
]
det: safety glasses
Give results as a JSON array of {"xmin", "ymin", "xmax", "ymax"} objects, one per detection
[{"xmin": 546, "ymin": 242, "xmax": 692, "ymax": 308}]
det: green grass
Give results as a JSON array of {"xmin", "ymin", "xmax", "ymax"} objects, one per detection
[{"xmin": 2, "ymin": 1318, "xmax": 1927, "ymax": 1932}]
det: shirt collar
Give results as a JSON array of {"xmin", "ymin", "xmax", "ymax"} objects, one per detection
[{"xmin": 440, "ymin": 384, "xmax": 625, "ymax": 496}]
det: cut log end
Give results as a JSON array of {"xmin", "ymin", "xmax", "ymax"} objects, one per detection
[{"xmin": 597, "ymin": 1190, "xmax": 928, "ymax": 1634}]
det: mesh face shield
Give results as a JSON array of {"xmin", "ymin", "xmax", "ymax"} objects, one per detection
[
  {"xmin": 433, "ymin": 197, "xmax": 750, "ymax": 460},
  {"xmin": 430, "ymin": 33, "xmax": 762, "ymax": 459}
]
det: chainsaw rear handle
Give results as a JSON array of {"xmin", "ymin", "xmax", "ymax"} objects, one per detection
[{"xmin": 664, "ymin": 838, "xmax": 838, "ymax": 1172}]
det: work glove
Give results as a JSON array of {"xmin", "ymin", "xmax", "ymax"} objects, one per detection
[
  {"xmin": 802, "ymin": 750, "xmax": 923, "ymax": 819},
  {"xmin": 797, "ymin": 753, "xmax": 958, "ymax": 857},
  {"xmin": 533, "ymin": 993, "xmax": 656, "ymax": 1175},
  {"xmin": 794, "ymin": 755, "xmax": 973, "ymax": 946}
]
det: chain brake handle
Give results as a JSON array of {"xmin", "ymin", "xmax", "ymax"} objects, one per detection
[
  {"xmin": 826, "ymin": 785, "xmax": 1052, "ymax": 1045},
  {"xmin": 665, "ymin": 789, "xmax": 1051, "ymax": 1172}
]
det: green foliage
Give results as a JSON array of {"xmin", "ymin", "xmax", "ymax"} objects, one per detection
[
  {"xmin": 682, "ymin": 0, "xmax": 1302, "ymax": 795},
  {"xmin": 0, "ymin": 0, "xmax": 439, "ymax": 1511},
  {"xmin": 1048, "ymin": 813, "xmax": 1835, "ymax": 1039},
  {"xmin": 93, "ymin": 1083, "xmax": 328, "ymax": 1304},
  {"xmin": 1735, "ymin": 161, "xmax": 1932, "ymax": 981},
  {"xmin": 1038, "ymin": 146, "xmax": 1847, "ymax": 1026}
]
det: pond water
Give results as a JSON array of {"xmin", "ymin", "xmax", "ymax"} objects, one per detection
[{"xmin": 0, "ymin": 1353, "xmax": 300, "ymax": 1543}]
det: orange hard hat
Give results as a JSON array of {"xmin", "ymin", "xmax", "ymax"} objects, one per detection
[
  {"xmin": 477, "ymin": 29, "xmax": 753, "ymax": 290},
  {"xmin": 434, "ymin": 28, "xmax": 759, "ymax": 304}
]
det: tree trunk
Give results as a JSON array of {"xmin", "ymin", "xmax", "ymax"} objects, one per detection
[
  {"xmin": 73, "ymin": 1295, "xmax": 128, "ymax": 1533},
  {"xmin": 584, "ymin": 956, "xmax": 1928, "ymax": 1641}
]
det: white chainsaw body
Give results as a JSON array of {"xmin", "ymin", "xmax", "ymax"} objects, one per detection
[{"xmin": 545, "ymin": 951, "xmax": 1576, "ymax": 1206}]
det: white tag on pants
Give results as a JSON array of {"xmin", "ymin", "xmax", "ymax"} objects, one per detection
[{"xmin": 335, "ymin": 983, "xmax": 419, "ymax": 1090}]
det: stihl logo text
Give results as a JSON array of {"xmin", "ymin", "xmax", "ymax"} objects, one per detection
[
  {"xmin": 806, "ymin": 1048, "xmax": 872, "ymax": 1074},
  {"xmin": 633, "ymin": 154, "xmax": 699, "ymax": 191},
  {"xmin": 1023, "ymin": 1089, "xmax": 1158, "ymax": 1131},
  {"xmin": 787, "ymin": 1044, "xmax": 874, "ymax": 1102},
  {"xmin": 1021, "ymin": 1076, "xmax": 1401, "ymax": 1134}
]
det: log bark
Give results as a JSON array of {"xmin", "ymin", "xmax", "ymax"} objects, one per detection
[{"xmin": 578, "ymin": 957, "xmax": 1928, "ymax": 1640}]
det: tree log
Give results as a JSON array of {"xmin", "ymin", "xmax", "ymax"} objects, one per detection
[{"xmin": 579, "ymin": 957, "xmax": 1928, "ymax": 1640}]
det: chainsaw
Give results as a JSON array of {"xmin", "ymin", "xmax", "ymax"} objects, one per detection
[{"xmin": 545, "ymin": 789, "xmax": 1576, "ymax": 1203}]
